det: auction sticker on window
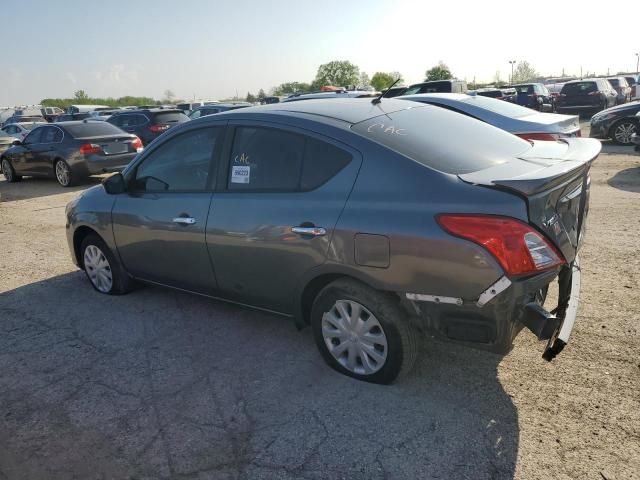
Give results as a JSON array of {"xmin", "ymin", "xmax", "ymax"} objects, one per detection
[{"xmin": 231, "ymin": 165, "xmax": 250, "ymax": 184}]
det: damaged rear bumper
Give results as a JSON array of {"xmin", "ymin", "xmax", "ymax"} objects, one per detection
[{"xmin": 404, "ymin": 257, "xmax": 581, "ymax": 360}]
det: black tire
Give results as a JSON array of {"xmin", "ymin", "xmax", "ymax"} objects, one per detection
[
  {"xmin": 1, "ymin": 158, "xmax": 21, "ymax": 183},
  {"xmin": 311, "ymin": 278, "xmax": 418, "ymax": 384},
  {"xmin": 54, "ymin": 159, "xmax": 75, "ymax": 187},
  {"xmin": 80, "ymin": 233, "xmax": 135, "ymax": 295},
  {"xmin": 610, "ymin": 119, "xmax": 637, "ymax": 145}
]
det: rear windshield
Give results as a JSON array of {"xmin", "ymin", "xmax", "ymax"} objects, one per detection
[
  {"xmin": 352, "ymin": 106, "xmax": 530, "ymax": 174},
  {"xmin": 608, "ymin": 79, "xmax": 620, "ymax": 87},
  {"xmin": 561, "ymin": 82, "xmax": 596, "ymax": 94},
  {"xmin": 625, "ymin": 77, "xmax": 636, "ymax": 86},
  {"xmin": 154, "ymin": 112, "xmax": 189, "ymax": 123},
  {"xmin": 461, "ymin": 95, "xmax": 536, "ymax": 118},
  {"xmin": 476, "ymin": 90, "xmax": 502, "ymax": 98},
  {"xmin": 64, "ymin": 122, "xmax": 125, "ymax": 138}
]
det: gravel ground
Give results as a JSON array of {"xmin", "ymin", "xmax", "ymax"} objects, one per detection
[{"xmin": 0, "ymin": 142, "xmax": 639, "ymax": 480}]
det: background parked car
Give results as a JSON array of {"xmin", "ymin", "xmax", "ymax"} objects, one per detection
[
  {"xmin": 511, "ymin": 83, "xmax": 552, "ymax": 111},
  {"xmin": 55, "ymin": 113, "xmax": 91, "ymax": 122},
  {"xmin": 282, "ymin": 91, "xmax": 378, "ymax": 102},
  {"xmin": 589, "ymin": 100, "xmax": 640, "ymax": 144},
  {"xmin": 0, "ymin": 129, "xmax": 16, "ymax": 156},
  {"xmin": 1, "ymin": 115, "xmax": 47, "ymax": 127},
  {"xmin": 87, "ymin": 109, "xmax": 122, "ymax": 121},
  {"xmin": 41, "ymin": 106, "xmax": 65, "ymax": 122},
  {"xmin": 1, "ymin": 121, "xmax": 143, "ymax": 186},
  {"xmin": 107, "ymin": 109, "xmax": 189, "ymax": 145},
  {"xmin": 624, "ymin": 75, "xmax": 639, "ymax": 100},
  {"xmin": 176, "ymin": 102, "xmax": 205, "ymax": 113},
  {"xmin": 381, "ymin": 85, "xmax": 408, "ymax": 98},
  {"xmin": 401, "ymin": 79, "xmax": 467, "ymax": 95},
  {"xmin": 606, "ymin": 77, "xmax": 631, "ymax": 104},
  {"xmin": 1, "ymin": 121, "xmax": 48, "ymax": 141},
  {"xmin": 402, "ymin": 93, "xmax": 581, "ymax": 140},
  {"xmin": 555, "ymin": 78, "xmax": 617, "ymax": 114},
  {"xmin": 474, "ymin": 87, "xmax": 516, "ymax": 102},
  {"xmin": 66, "ymin": 104, "xmax": 109, "ymax": 114},
  {"xmin": 188, "ymin": 103, "xmax": 252, "ymax": 119}
]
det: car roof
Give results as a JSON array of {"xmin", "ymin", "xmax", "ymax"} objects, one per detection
[
  {"xmin": 112, "ymin": 108, "xmax": 183, "ymax": 114},
  {"xmin": 405, "ymin": 93, "xmax": 470, "ymax": 101},
  {"xmin": 219, "ymin": 98, "xmax": 424, "ymax": 124}
]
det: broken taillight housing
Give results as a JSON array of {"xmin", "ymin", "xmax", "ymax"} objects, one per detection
[{"xmin": 436, "ymin": 214, "xmax": 565, "ymax": 276}]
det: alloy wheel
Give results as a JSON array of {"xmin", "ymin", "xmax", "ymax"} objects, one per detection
[
  {"xmin": 321, "ymin": 299, "xmax": 388, "ymax": 375},
  {"xmin": 614, "ymin": 122, "xmax": 636, "ymax": 144},
  {"xmin": 55, "ymin": 160, "xmax": 70, "ymax": 186},
  {"xmin": 83, "ymin": 245, "xmax": 113, "ymax": 293},
  {"xmin": 2, "ymin": 159, "xmax": 12, "ymax": 181}
]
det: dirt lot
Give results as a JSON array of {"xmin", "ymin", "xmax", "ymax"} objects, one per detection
[{"xmin": 1, "ymin": 142, "xmax": 639, "ymax": 479}]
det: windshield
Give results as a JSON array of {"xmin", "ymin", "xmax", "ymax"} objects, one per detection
[
  {"xmin": 461, "ymin": 95, "xmax": 536, "ymax": 118},
  {"xmin": 352, "ymin": 105, "xmax": 530, "ymax": 174}
]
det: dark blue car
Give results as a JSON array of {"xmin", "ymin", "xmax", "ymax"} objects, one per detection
[{"xmin": 512, "ymin": 83, "xmax": 552, "ymax": 111}]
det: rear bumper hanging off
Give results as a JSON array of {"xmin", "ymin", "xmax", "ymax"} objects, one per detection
[{"xmin": 542, "ymin": 257, "xmax": 581, "ymax": 361}]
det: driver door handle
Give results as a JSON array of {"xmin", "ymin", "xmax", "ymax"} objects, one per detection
[
  {"xmin": 172, "ymin": 216, "xmax": 197, "ymax": 225},
  {"xmin": 292, "ymin": 226, "xmax": 326, "ymax": 236}
]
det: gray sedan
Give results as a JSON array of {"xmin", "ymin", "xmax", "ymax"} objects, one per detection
[
  {"xmin": 402, "ymin": 93, "xmax": 581, "ymax": 141},
  {"xmin": 65, "ymin": 98, "xmax": 599, "ymax": 384}
]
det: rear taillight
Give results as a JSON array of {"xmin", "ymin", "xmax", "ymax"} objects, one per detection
[
  {"xmin": 132, "ymin": 136, "xmax": 143, "ymax": 151},
  {"xmin": 516, "ymin": 132, "xmax": 560, "ymax": 141},
  {"xmin": 79, "ymin": 143, "xmax": 101, "ymax": 155},
  {"xmin": 149, "ymin": 123, "xmax": 170, "ymax": 133},
  {"xmin": 436, "ymin": 214, "xmax": 565, "ymax": 276}
]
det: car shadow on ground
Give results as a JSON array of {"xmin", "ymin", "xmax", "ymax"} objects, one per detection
[
  {"xmin": 0, "ymin": 175, "xmax": 102, "ymax": 202},
  {"xmin": 608, "ymin": 166, "xmax": 640, "ymax": 193},
  {"xmin": 0, "ymin": 272, "xmax": 519, "ymax": 480}
]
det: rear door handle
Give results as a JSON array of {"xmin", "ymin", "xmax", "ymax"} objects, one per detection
[
  {"xmin": 172, "ymin": 217, "xmax": 196, "ymax": 225},
  {"xmin": 292, "ymin": 226, "xmax": 326, "ymax": 236}
]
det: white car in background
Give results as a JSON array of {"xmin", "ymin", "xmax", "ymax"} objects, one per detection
[{"xmin": 1, "ymin": 122, "xmax": 48, "ymax": 141}]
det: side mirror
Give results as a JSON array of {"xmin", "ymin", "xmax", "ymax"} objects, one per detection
[
  {"xmin": 11, "ymin": 139, "xmax": 21, "ymax": 146},
  {"xmin": 102, "ymin": 172, "xmax": 126, "ymax": 194}
]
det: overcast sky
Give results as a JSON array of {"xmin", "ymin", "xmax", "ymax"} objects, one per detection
[{"xmin": 3, "ymin": 0, "xmax": 639, "ymax": 106}]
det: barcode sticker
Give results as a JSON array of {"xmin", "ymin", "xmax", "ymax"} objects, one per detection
[{"xmin": 231, "ymin": 165, "xmax": 250, "ymax": 184}]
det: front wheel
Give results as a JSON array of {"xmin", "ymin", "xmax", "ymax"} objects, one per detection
[
  {"xmin": 1, "ymin": 158, "xmax": 21, "ymax": 182},
  {"xmin": 80, "ymin": 234, "xmax": 135, "ymax": 295},
  {"xmin": 311, "ymin": 279, "xmax": 418, "ymax": 384},
  {"xmin": 611, "ymin": 120, "xmax": 637, "ymax": 145}
]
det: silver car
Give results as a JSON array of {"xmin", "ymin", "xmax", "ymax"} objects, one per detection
[{"xmin": 402, "ymin": 93, "xmax": 581, "ymax": 140}]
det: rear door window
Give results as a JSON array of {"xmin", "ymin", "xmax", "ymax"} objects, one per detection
[
  {"xmin": 227, "ymin": 127, "xmax": 304, "ymax": 191},
  {"xmin": 41, "ymin": 126, "xmax": 63, "ymax": 143},
  {"xmin": 301, "ymin": 138, "xmax": 352, "ymax": 190}
]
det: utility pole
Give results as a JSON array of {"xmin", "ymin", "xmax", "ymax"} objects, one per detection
[
  {"xmin": 636, "ymin": 53, "xmax": 639, "ymax": 74},
  {"xmin": 508, "ymin": 60, "xmax": 516, "ymax": 84}
]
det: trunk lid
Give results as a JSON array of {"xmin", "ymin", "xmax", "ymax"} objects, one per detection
[
  {"xmin": 77, "ymin": 135, "xmax": 137, "ymax": 155},
  {"xmin": 458, "ymin": 138, "xmax": 601, "ymax": 262}
]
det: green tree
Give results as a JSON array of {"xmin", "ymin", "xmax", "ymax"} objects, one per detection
[
  {"xmin": 257, "ymin": 88, "xmax": 266, "ymax": 100},
  {"xmin": 163, "ymin": 89, "xmax": 175, "ymax": 102},
  {"xmin": 511, "ymin": 61, "xmax": 538, "ymax": 83},
  {"xmin": 358, "ymin": 72, "xmax": 371, "ymax": 89},
  {"xmin": 246, "ymin": 92, "xmax": 257, "ymax": 103},
  {"xmin": 371, "ymin": 72, "xmax": 395, "ymax": 91},
  {"xmin": 74, "ymin": 90, "xmax": 89, "ymax": 101},
  {"xmin": 425, "ymin": 62, "xmax": 453, "ymax": 81},
  {"xmin": 272, "ymin": 82, "xmax": 312, "ymax": 96},
  {"xmin": 314, "ymin": 60, "xmax": 360, "ymax": 87}
]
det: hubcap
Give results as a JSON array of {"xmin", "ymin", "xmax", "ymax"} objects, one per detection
[
  {"xmin": 321, "ymin": 300, "xmax": 388, "ymax": 375},
  {"xmin": 83, "ymin": 245, "xmax": 113, "ymax": 293},
  {"xmin": 2, "ymin": 160, "xmax": 12, "ymax": 181},
  {"xmin": 55, "ymin": 161, "xmax": 70, "ymax": 186},
  {"xmin": 614, "ymin": 122, "xmax": 635, "ymax": 144}
]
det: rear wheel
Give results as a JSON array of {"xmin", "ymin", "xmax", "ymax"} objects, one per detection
[
  {"xmin": 1, "ymin": 158, "xmax": 21, "ymax": 182},
  {"xmin": 311, "ymin": 279, "xmax": 418, "ymax": 384},
  {"xmin": 611, "ymin": 120, "xmax": 636, "ymax": 145},
  {"xmin": 54, "ymin": 159, "xmax": 75, "ymax": 187},
  {"xmin": 80, "ymin": 234, "xmax": 135, "ymax": 295}
]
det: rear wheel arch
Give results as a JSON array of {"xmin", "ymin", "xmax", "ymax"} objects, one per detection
[{"xmin": 297, "ymin": 270, "xmax": 399, "ymax": 327}]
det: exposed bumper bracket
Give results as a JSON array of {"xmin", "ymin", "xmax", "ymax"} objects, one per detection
[{"xmin": 476, "ymin": 276, "xmax": 512, "ymax": 307}]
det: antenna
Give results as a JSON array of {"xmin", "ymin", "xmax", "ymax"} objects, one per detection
[{"xmin": 371, "ymin": 77, "xmax": 401, "ymax": 105}]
